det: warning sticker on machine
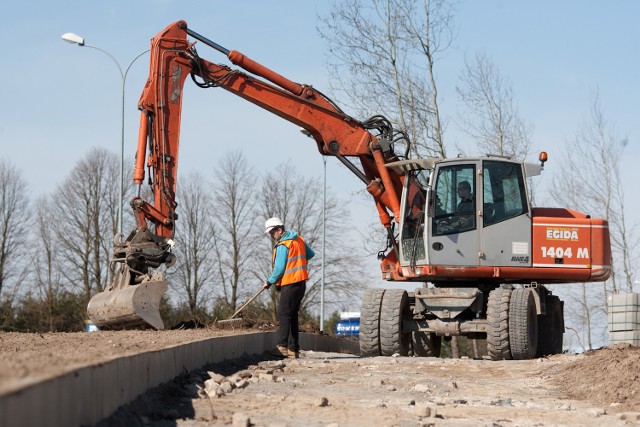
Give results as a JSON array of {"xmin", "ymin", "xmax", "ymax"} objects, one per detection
[{"xmin": 512, "ymin": 242, "xmax": 529, "ymax": 255}]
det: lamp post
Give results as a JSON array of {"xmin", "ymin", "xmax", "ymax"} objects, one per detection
[
  {"xmin": 299, "ymin": 129, "xmax": 326, "ymax": 332},
  {"xmin": 61, "ymin": 32, "xmax": 148, "ymax": 234},
  {"xmin": 321, "ymin": 156, "xmax": 327, "ymax": 333}
]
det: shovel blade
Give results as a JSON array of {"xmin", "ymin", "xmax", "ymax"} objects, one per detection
[{"xmin": 87, "ymin": 280, "xmax": 168, "ymax": 330}]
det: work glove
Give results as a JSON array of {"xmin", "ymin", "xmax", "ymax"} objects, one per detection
[{"xmin": 262, "ymin": 281, "xmax": 272, "ymax": 290}]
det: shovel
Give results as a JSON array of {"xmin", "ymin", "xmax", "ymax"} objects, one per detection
[{"xmin": 217, "ymin": 286, "xmax": 266, "ymax": 328}]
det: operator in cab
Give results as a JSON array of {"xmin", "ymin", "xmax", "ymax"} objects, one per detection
[
  {"xmin": 456, "ymin": 181, "xmax": 474, "ymax": 213},
  {"xmin": 263, "ymin": 217, "xmax": 315, "ymax": 359}
]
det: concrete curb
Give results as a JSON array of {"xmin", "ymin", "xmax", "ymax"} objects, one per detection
[{"xmin": 0, "ymin": 332, "xmax": 359, "ymax": 427}]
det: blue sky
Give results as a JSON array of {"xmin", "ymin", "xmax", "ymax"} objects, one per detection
[{"xmin": 2, "ymin": 1, "xmax": 638, "ymax": 293}]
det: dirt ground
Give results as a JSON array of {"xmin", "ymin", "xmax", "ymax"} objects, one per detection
[{"xmin": 1, "ymin": 328, "xmax": 639, "ymax": 426}]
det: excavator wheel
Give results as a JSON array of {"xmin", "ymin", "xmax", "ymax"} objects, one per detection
[
  {"xmin": 536, "ymin": 295, "xmax": 564, "ymax": 357},
  {"xmin": 359, "ymin": 288, "xmax": 385, "ymax": 357},
  {"xmin": 509, "ymin": 288, "xmax": 539, "ymax": 360},
  {"xmin": 487, "ymin": 287, "xmax": 513, "ymax": 361},
  {"xmin": 379, "ymin": 289, "xmax": 411, "ymax": 357},
  {"xmin": 412, "ymin": 331, "xmax": 442, "ymax": 357}
]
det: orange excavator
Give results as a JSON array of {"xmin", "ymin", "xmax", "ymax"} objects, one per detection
[{"xmin": 87, "ymin": 21, "xmax": 611, "ymax": 360}]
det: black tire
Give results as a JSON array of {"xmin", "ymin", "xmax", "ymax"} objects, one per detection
[
  {"xmin": 509, "ymin": 288, "xmax": 539, "ymax": 360},
  {"xmin": 537, "ymin": 296, "xmax": 564, "ymax": 356},
  {"xmin": 553, "ymin": 299, "xmax": 565, "ymax": 354},
  {"xmin": 379, "ymin": 289, "xmax": 411, "ymax": 356},
  {"xmin": 412, "ymin": 331, "xmax": 442, "ymax": 357},
  {"xmin": 487, "ymin": 287, "xmax": 512, "ymax": 361},
  {"xmin": 359, "ymin": 288, "xmax": 385, "ymax": 356}
]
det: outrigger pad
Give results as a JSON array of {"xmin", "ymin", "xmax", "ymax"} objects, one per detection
[{"xmin": 87, "ymin": 280, "xmax": 168, "ymax": 330}]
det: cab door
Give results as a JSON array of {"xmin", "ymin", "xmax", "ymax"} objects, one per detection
[
  {"xmin": 479, "ymin": 160, "xmax": 532, "ymax": 267},
  {"xmin": 427, "ymin": 162, "xmax": 479, "ymax": 267}
]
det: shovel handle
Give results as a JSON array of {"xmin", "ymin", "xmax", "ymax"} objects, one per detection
[{"xmin": 229, "ymin": 287, "xmax": 265, "ymax": 319}]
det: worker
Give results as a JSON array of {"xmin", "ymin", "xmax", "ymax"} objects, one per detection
[
  {"xmin": 457, "ymin": 181, "xmax": 474, "ymax": 213},
  {"xmin": 263, "ymin": 217, "xmax": 315, "ymax": 359}
]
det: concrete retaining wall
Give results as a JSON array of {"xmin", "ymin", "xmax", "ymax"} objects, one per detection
[{"xmin": 0, "ymin": 332, "xmax": 359, "ymax": 427}]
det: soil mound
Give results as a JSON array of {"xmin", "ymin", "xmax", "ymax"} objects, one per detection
[{"xmin": 552, "ymin": 343, "xmax": 640, "ymax": 411}]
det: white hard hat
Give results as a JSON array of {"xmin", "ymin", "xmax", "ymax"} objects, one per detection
[{"xmin": 264, "ymin": 217, "xmax": 284, "ymax": 234}]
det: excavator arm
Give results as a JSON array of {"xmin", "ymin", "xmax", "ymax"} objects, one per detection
[
  {"xmin": 87, "ymin": 20, "xmax": 411, "ymax": 330},
  {"xmin": 135, "ymin": 21, "xmax": 405, "ymax": 232}
]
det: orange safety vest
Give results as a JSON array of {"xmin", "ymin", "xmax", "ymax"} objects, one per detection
[{"xmin": 272, "ymin": 236, "xmax": 309, "ymax": 286}]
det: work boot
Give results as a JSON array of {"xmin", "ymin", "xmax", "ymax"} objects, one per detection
[
  {"xmin": 287, "ymin": 349, "xmax": 300, "ymax": 359},
  {"xmin": 267, "ymin": 345, "xmax": 288, "ymax": 358}
]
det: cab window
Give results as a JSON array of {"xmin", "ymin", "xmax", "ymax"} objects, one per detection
[
  {"xmin": 432, "ymin": 165, "xmax": 476, "ymax": 236},
  {"xmin": 483, "ymin": 160, "xmax": 528, "ymax": 226}
]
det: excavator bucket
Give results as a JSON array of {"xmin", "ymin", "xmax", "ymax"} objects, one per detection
[{"xmin": 87, "ymin": 279, "xmax": 168, "ymax": 330}]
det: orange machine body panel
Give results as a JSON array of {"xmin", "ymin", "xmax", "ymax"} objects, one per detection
[{"xmin": 531, "ymin": 208, "xmax": 611, "ymax": 281}]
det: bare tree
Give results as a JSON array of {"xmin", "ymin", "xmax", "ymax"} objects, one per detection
[
  {"xmin": 561, "ymin": 283, "xmax": 603, "ymax": 350},
  {"xmin": 0, "ymin": 158, "xmax": 30, "ymax": 300},
  {"xmin": 52, "ymin": 148, "xmax": 119, "ymax": 302},
  {"xmin": 550, "ymin": 93, "xmax": 637, "ymax": 348},
  {"xmin": 167, "ymin": 172, "xmax": 216, "ymax": 318},
  {"xmin": 257, "ymin": 165, "xmax": 367, "ymax": 320},
  {"xmin": 456, "ymin": 51, "xmax": 533, "ymax": 160},
  {"xmin": 32, "ymin": 196, "xmax": 63, "ymax": 331},
  {"xmin": 209, "ymin": 151, "xmax": 258, "ymax": 311},
  {"xmin": 609, "ymin": 137, "xmax": 638, "ymax": 293},
  {"xmin": 319, "ymin": 0, "xmax": 455, "ymax": 158}
]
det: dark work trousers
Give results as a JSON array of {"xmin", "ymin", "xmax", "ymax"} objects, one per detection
[{"xmin": 277, "ymin": 280, "xmax": 306, "ymax": 351}]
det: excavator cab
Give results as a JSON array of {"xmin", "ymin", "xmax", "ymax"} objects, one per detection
[
  {"xmin": 394, "ymin": 156, "xmax": 539, "ymax": 272},
  {"xmin": 426, "ymin": 157, "xmax": 536, "ymax": 269}
]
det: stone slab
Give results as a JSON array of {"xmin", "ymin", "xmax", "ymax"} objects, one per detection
[
  {"xmin": 608, "ymin": 311, "xmax": 640, "ymax": 332},
  {"xmin": 607, "ymin": 293, "xmax": 640, "ymax": 313},
  {"xmin": 609, "ymin": 330, "xmax": 640, "ymax": 345}
]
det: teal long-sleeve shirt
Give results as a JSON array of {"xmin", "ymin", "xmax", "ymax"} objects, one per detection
[{"xmin": 267, "ymin": 230, "xmax": 315, "ymax": 285}]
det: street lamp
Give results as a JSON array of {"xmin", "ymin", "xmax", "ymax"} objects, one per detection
[
  {"xmin": 300, "ymin": 129, "xmax": 326, "ymax": 332},
  {"xmin": 61, "ymin": 32, "xmax": 149, "ymax": 234},
  {"xmin": 321, "ymin": 156, "xmax": 327, "ymax": 333}
]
